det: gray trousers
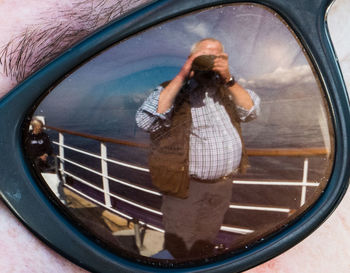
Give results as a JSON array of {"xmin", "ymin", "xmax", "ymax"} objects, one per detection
[{"xmin": 161, "ymin": 178, "xmax": 233, "ymax": 252}]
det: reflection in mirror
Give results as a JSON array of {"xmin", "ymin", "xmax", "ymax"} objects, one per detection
[{"xmin": 23, "ymin": 3, "xmax": 334, "ymax": 266}]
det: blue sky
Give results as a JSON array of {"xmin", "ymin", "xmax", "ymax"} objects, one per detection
[{"xmin": 35, "ymin": 3, "xmax": 331, "ymax": 148}]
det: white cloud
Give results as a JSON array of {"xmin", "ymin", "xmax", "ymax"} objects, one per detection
[
  {"xmin": 184, "ymin": 21, "xmax": 210, "ymax": 38},
  {"xmin": 238, "ymin": 65, "xmax": 315, "ymax": 89}
]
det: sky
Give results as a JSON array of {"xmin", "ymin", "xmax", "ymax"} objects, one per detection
[{"xmin": 34, "ymin": 3, "xmax": 331, "ymax": 149}]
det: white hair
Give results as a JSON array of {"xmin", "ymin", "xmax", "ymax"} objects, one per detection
[{"xmin": 190, "ymin": 38, "xmax": 224, "ymax": 55}]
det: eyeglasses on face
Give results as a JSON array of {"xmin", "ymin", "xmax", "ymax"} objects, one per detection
[{"xmin": 0, "ymin": 0, "xmax": 349, "ymax": 272}]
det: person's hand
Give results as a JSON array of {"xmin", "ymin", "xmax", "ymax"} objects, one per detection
[
  {"xmin": 177, "ymin": 52, "xmax": 203, "ymax": 80},
  {"xmin": 213, "ymin": 53, "xmax": 231, "ymax": 83},
  {"xmin": 39, "ymin": 154, "xmax": 48, "ymax": 161}
]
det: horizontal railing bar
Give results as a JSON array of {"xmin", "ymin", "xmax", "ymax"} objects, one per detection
[
  {"xmin": 229, "ymin": 204, "xmax": 291, "ymax": 213},
  {"xmin": 65, "ymin": 184, "xmax": 133, "ymax": 220},
  {"xmin": 137, "ymin": 221, "xmax": 164, "ymax": 233},
  {"xmin": 58, "ymin": 156, "xmax": 102, "ymax": 177},
  {"xmin": 53, "ymin": 141, "xmax": 326, "ymax": 172},
  {"xmin": 64, "ymin": 184, "xmax": 165, "ymax": 233},
  {"xmin": 220, "ymin": 226, "xmax": 254, "ymax": 234},
  {"xmin": 135, "ymin": 222, "xmax": 254, "ymax": 235},
  {"xmin": 58, "ymin": 156, "xmax": 159, "ymax": 195},
  {"xmin": 64, "ymin": 168, "xmax": 297, "ymax": 215},
  {"xmin": 65, "ymin": 185, "xmax": 165, "ymax": 233},
  {"xmin": 47, "ymin": 125, "xmax": 328, "ymax": 157},
  {"xmin": 64, "ymin": 169, "xmax": 293, "ymax": 214},
  {"xmin": 54, "ymin": 141, "xmax": 149, "ymax": 172},
  {"xmin": 58, "ymin": 157, "xmax": 321, "ymax": 193},
  {"xmin": 107, "ymin": 192, "xmax": 163, "ymax": 216},
  {"xmin": 64, "ymin": 170, "xmax": 104, "ymax": 193},
  {"xmin": 105, "ymin": 157, "xmax": 149, "ymax": 172},
  {"xmin": 233, "ymin": 181, "xmax": 320, "ymax": 186},
  {"xmin": 56, "ymin": 148, "xmax": 324, "ymax": 186},
  {"xmin": 107, "ymin": 176, "xmax": 161, "ymax": 196},
  {"xmin": 47, "ymin": 125, "xmax": 148, "ymax": 148},
  {"xmin": 53, "ymin": 141, "xmax": 101, "ymax": 159},
  {"xmin": 64, "ymin": 184, "xmax": 161, "ymax": 233},
  {"xmin": 246, "ymin": 147, "xmax": 328, "ymax": 157},
  {"xmin": 65, "ymin": 184, "xmax": 254, "ymax": 235},
  {"xmin": 61, "ymin": 169, "xmax": 162, "ymax": 215}
]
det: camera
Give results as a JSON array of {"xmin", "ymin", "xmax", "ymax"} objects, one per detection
[
  {"xmin": 191, "ymin": 54, "xmax": 216, "ymax": 72},
  {"xmin": 191, "ymin": 55, "xmax": 221, "ymax": 84}
]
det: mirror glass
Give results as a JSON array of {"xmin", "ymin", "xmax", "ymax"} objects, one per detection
[{"xmin": 23, "ymin": 3, "xmax": 334, "ymax": 266}]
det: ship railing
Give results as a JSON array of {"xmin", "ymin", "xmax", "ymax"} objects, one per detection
[{"xmin": 45, "ymin": 125, "xmax": 328, "ymax": 237}]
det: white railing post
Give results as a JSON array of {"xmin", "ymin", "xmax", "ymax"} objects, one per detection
[
  {"xmin": 300, "ymin": 158, "xmax": 309, "ymax": 206},
  {"xmin": 59, "ymin": 132, "xmax": 66, "ymax": 184},
  {"xmin": 101, "ymin": 142, "xmax": 112, "ymax": 207}
]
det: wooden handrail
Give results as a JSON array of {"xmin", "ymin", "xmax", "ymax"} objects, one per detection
[
  {"xmin": 46, "ymin": 125, "xmax": 148, "ymax": 149},
  {"xmin": 246, "ymin": 148, "xmax": 328, "ymax": 157},
  {"xmin": 46, "ymin": 125, "xmax": 328, "ymax": 157}
]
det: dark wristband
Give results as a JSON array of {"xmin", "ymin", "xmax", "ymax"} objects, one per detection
[{"xmin": 224, "ymin": 75, "xmax": 235, "ymax": 87}]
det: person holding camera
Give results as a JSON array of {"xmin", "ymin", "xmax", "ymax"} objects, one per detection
[{"xmin": 136, "ymin": 38, "xmax": 260, "ymax": 259}]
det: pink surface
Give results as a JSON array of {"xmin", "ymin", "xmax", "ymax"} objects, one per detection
[{"xmin": 0, "ymin": 0, "xmax": 349, "ymax": 272}]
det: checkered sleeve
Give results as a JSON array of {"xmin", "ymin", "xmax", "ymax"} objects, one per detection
[
  {"xmin": 135, "ymin": 86, "xmax": 174, "ymax": 133},
  {"xmin": 235, "ymin": 89, "xmax": 261, "ymax": 122}
]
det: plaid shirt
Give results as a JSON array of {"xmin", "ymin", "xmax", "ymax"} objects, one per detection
[{"xmin": 136, "ymin": 81, "xmax": 260, "ymax": 179}]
